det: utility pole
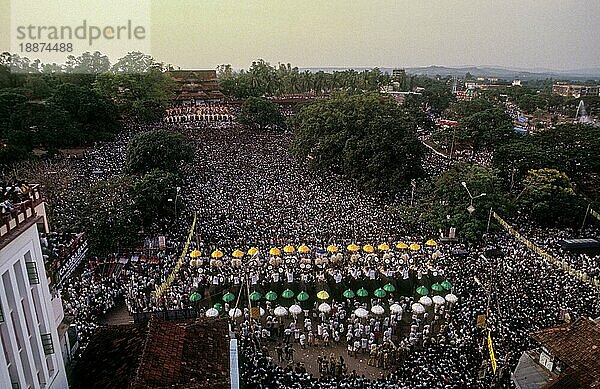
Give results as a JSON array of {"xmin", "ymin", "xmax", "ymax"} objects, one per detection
[{"xmin": 580, "ymin": 204, "xmax": 590, "ymax": 233}]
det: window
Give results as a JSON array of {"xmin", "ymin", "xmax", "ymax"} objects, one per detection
[
  {"xmin": 11, "ymin": 382, "xmax": 19, "ymax": 389},
  {"xmin": 40, "ymin": 333, "xmax": 54, "ymax": 355},
  {"xmin": 0, "ymin": 302, "xmax": 4, "ymax": 323},
  {"xmin": 25, "ymin": 261, "xmax": 39, "ymax": 285}
]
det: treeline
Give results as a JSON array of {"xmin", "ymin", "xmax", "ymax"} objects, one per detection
[
  {"xmin": 217, "ymin": 60, "xmax": 391, "ymax": 98},
  {"xmin": 0, "ymin": 52, "xmax": 175, "ymax": 166}
]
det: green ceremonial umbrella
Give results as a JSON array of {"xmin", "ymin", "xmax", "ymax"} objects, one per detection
[
  {"xmin": 222, "ymin": 292, "xmax": 235, "ymax": 302},
  {"xmin": 213, "ymin": 303, "xmax": 223, "ymax": 313},
  {"xmin": 441, "ymin": 280, "xmax": 452, "ymax": 290},
  {"xmin": 416, "ymin": 286, "xmax": 429, "ymax": 296},
  {"xmin": 356, "ymin": 288, "xmax": 369, "ymax": 297},
  {"xmin": 383, "ymin": 283, "xmax": 396, "ymax": 292},
  {"xmin": 297, "ymin": 291, "xmax": 309, "ymax": 301},
  {"xmin": 343, "ymin": 289, "xmax": 355, "ymax": 299},
  {"xmin": 265, "ymin": 291, "xmax": 278, "ymax": 301},
  {"xmin": 374, "ymin": 288, "xmax": 387, "ymax": 298},
  {"xmin": 189, "ymin": 292, "xmax": 202, "ymax": 302},
  {"xmin": 249, "ymin": 291, "xmax": 262, "ymax": 301},
  {"xmin": 282, "ymin": 289, "xmax": 295, "ymax": 299},
  {"xmin": 431, "ymin": 283, "xmax": 443, "ymax": 292}
]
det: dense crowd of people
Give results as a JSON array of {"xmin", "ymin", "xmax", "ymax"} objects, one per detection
[
  {"xmin": 10, "ymin": 114, "xmax": 599, "ymax": 387},
  {"xmin": 1, "ymin": 181, "xmax": 32, "ymax": 219}
]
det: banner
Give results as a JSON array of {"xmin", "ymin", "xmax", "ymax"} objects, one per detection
[
  {"xmin": 250, "ymin": 307, "xmax": 261, "ymax": 319},
  {"xmin": 590, "ymin": 207, "xmax": 600, "ymax": 223},
  {"xmin": 487, "ymin": 330, "xmax": 497, "ymax": 374},
  {"xmin": 477, "ymin": 314, "xmax": 486, "ymax": 328},
  {"xmin": 155, "ymin": 213, "xmax": 198, "ymax": 299},
  {"xmin": 492, "ymin": 212, "xmax": 599, "ymax": 289}
]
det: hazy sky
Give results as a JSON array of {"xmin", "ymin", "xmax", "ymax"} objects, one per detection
[{"xmin": 2, "ymin": 0, "xmax": 599, "ymax": 70}]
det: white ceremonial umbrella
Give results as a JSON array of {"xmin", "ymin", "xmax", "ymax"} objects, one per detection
[
  {"xmin": 318, "ymin": 303, "xmax": 331, "ymax": 313},
  {"xmin": 289, "ymin": 304, "xmax": 302, "ymax": 315},
  {"xmin": 371, "ymin": 305, "xmax": 385, "ymax": 315},
  {"xmin": 389, "ymin": 303, "xmax": 402, "ymax": 314},
  {"xmin": 445, "ymin": 293, "xmax": 458, "ymax": 304},
  {"xmin": 354, "ymin": 307, "xmax": 369, "ymax": 318},
  {"xmin": 432, "ymin": 295, "xmax": 446, "ymax": 306},
  {"xmin": 419, "ymin": 296, "xmax": 433, "ymax": 307},
  {"xmin": 274, "ymin": 306, "xmax": 288, "ymax": 317},
  {"xmin": 205, "ymin": 308, "xmax": 219, "ymax": 317},
  {"xmin": 411, "ymin": 303, "xmax": 425, "ymax": 314},
  {"xmin": 228, "ymin": 308, "xmax": 242, "ymax": 318}
]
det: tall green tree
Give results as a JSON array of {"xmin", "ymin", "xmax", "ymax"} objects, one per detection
[
  {"xmin": 290, "ymin": 92, "xmax": 425, "ymax": 194},
  {"xmin": 238, "ymin": 97, "xmax": 284, "ymax": 129},
  {"xmin": 456, "ymin": 108, "xmax": 514, "ymax": 152},
  {"xmin": 494, "ymin": 124, "xmax": 600, "ymax": 197},
  {"xmin": 518, "ymin": 169, "xmax": 586, "ymax": 227},
  {"xmin": 131, "ymin": 169, "xmax": 183, "ymax": 230},
  {"xmin": 49, "ymin": 83, "xmax": 119, "ymax": 139},
  {"xmin": 416, "ymin": 163, "xmax": 511, "ymax": 241},
  {"xmin": 125, "ymin": 129, "xmax": 193, "ymax": 175},
  {"xmin": 93, "ymin": 70, "xmax": 174, "ymax": 122}
]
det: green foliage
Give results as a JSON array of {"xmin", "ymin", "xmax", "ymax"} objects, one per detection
[
  {"xmin": 131, "ymin": 169, "xmax": 183, "ymax": 229},
  {"xmin": 111, "ymin": 52, "xmax": 156, "ymax": 74},
  {"xmin": 79, "ymin": 177, "xmax": 140, "ymax": 255},
  {"xmin": 22, "ymin": 75, "xmax": 53, "ymax": 100},
  {"xmin": 125, "ymin": 129, "xmax": 192, "ymax": 175},
  {"xmin": 416, "ymin": 163, "xmax": 511, "ymax": 241},
  {"xmin": 220, "ymin": 59, "xmax": 390, "ymax": 98},
  {"xmin": 432, "ymin": 104, "xmax": 514, "ymax": 152},
  {"xmin": 493, "ymin": 124, "xmax": 600, "ymax": 195},
  {"xmin": 9, "ymin": 102, "xmax": 77, "ymax": 151},
  {"xmin": 290, "ymin": 92, "xmax": 425, "ymax": 194},
  {"xmin": 407, "ymin": 76, "xmax": 455, "ymax": 113},
  {"xmin": 448, "ymin": 98, "xmax": 495, "ymax": 121},
  {"xmin": 93, "ymin": 68, "xmax": 174, "ymax": 122},
  {"xmin": 456, "ymin": 108, "xmax": 514, "ymax": 151},
  {"xmin": 64, "ymin": 51, "xmax": 111, "ymax": 74},
  {"xmin": 518, "ymin": 169, "xmax": 586, "ymax": 226},
  {"xmin": 239, "ymin": 97, "xmax": 284, "ymax": 129},
  {"xmin": 0, "ymin": 92, "xmax": 28, "ymax": 136},
  {"xmin": 48, "ymin": 83, "xmax": 119, "ymax": 139}
]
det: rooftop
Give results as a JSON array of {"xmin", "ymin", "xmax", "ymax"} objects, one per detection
[
  {"xmin": 530, "ymin": 317, "xmax": 600, "ymax": 388},
  {"xmin": 73, "ymin": 317, "xmax": 230, "ymax": 389},
  {"xmin": 132, "ymin": 317, "xmax": 230, "ymax": 389}
]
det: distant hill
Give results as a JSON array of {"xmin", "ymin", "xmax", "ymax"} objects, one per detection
[{"xmin": 300, "ymin": 65, "xmax": 600, "ymax": 81}]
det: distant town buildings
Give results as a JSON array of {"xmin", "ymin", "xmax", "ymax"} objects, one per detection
[
  {"xmin": 552, "ymin": 82, "xmax": 600, "ymax": 98},
  {"xmin": 391, "ymin": 68, "xmax": 406, "ymax": 79}
]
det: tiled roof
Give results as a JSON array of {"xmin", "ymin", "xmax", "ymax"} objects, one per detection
[
  {"xmin": 132, "ymin": 317, "xmax": 230, "ymax": 389},
  {"xmin": 71, "ymin": 317, "xmax": 229, "ymax": 389},
  {"xmin": 531, "ymin": 317, "xmax": 600, "ymax": 388},
  {"xmin": 71, "ymin": 324, "xmax": 147, "ymax": 389},
  {"xmin": 132, "ymin": 318, "xmax": 186, "ymax": 388}
]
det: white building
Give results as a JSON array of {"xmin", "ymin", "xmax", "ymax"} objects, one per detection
[{"xmin": 0, "ymin": 185, "xmax": 69, "ymax": 389}]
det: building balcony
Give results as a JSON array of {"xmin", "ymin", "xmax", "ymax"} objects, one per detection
[{"xmin": 0, "ymin": 184, "xmax": 45, "ymax": 246}]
